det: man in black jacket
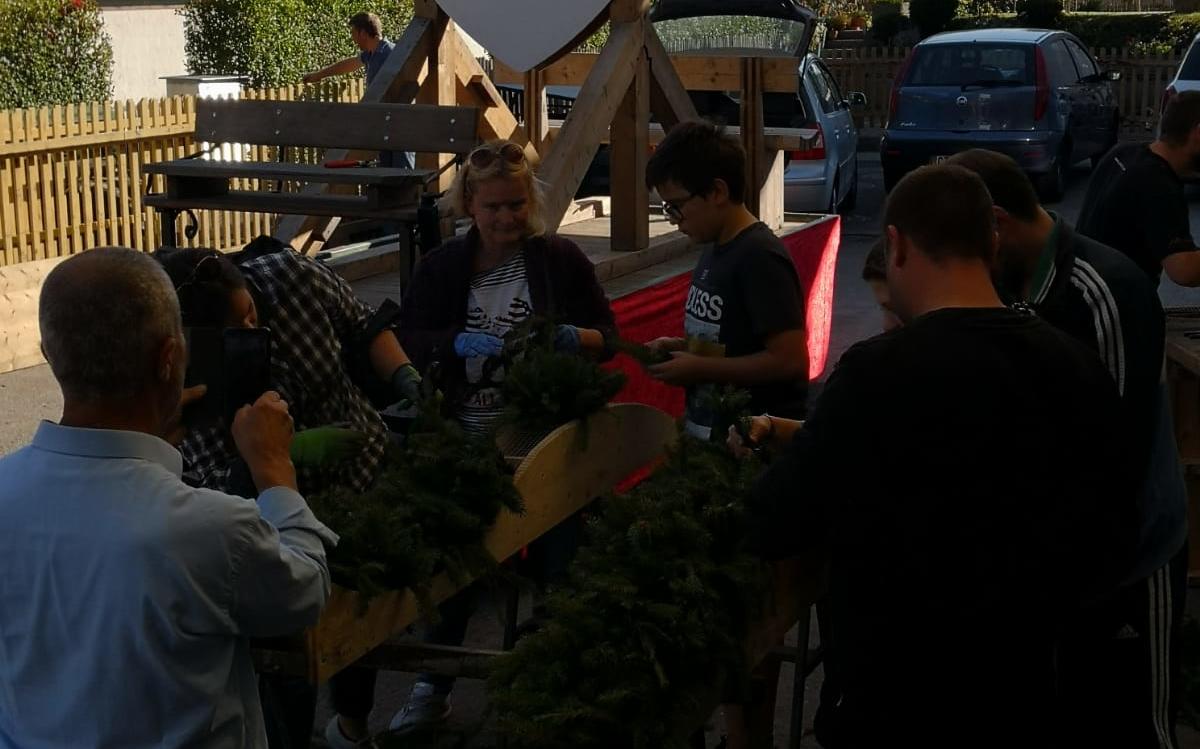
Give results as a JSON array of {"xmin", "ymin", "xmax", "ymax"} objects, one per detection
[
  {"xmin": 951, "ymin": 148, "xmax": 1188, "ymax": 749},
  {"xmin": 749, "ymin": 164, "xmax": 1135, "ymax": 748}
]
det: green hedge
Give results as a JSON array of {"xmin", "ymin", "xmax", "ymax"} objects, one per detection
[
  {"xmin": 181, "ymin": 0, "xmax": 413, "ymax": 88},
  {"xmin": 0, "ymin": 0, "xmax": 113, "ymax": 109},
  {"xmin": 944, "ymin": 11, "xmax": 1199, "ymax": 52}
]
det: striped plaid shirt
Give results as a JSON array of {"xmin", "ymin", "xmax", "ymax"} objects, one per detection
[{"xmin": 180, "ymin": 250, "xmax": 388, "ymax": 496}]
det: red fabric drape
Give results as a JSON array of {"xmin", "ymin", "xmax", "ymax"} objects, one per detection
[{"xmin": 607, "ymin": 216, "xmax": 842, "ymax": 417}]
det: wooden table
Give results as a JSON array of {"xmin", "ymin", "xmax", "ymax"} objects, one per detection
[
  {"xmin": 1164, "ymin": 310, "xmax": 1200, "ymax": 579},
  {"xmin": 144, "ymin": 160, "xmax": 430, "ymax": 248}
]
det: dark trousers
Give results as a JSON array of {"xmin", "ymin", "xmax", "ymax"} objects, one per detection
[
  {"xmin": 1056, "ymin": 543, "xmax": 1188, "ymax": 749},
  {"xmin": 260, "ymin": 674, "xmax": 317, "ymax": 749}
]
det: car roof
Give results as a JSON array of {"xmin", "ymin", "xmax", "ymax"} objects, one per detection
[{"xmin": 919, "ymin": 28, "xmax": 1059, "ymax": 45}]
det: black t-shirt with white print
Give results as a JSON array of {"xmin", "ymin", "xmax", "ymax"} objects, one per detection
[{"xmin": 683, "ymin": 222, "xmax": 807, "ymax": 438}]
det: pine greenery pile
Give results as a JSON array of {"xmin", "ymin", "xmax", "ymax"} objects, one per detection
[
  {"xmin": 306, "ymin": 400, "xmax": 523, "ymax": 607},
  {"xmin": 500, "ymin": 318, "xmax": 627, "ymax": 435},
  {"xmin": 487, "ymin": 434, "xmax": 770, "ymax": 749}
]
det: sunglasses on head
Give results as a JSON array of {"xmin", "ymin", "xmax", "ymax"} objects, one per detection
[{"xmin": 468, "ymin": 142, "xmax": 526, "ymax": 170}]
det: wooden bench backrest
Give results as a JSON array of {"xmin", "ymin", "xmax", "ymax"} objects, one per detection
[{"xmin": 194, "ymin": 99, "xmax": 479, "ymax": 155}]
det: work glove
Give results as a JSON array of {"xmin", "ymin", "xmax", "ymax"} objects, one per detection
[
  {"xmin": 454, "ymin": 332, "xmax": 504, "ymax": 359},
  {"xmin": 553, "ymin": 324, "xmax": 581, "ymax": 353},
  {"xmin": 290, "ymin": 426, "xmax": 368, "ymax": 468},
  {"xmin": 390, "ymin": 363, "xmax": 422, "ymax": 409}
]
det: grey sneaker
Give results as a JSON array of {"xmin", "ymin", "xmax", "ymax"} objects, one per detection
[
  {"xmin": 387, "ymin": 681, "xmax": 452, "ymax": 733},
  {"xmin": 323, "ymin": 716, "xmax": 374, "ymax": 748}
]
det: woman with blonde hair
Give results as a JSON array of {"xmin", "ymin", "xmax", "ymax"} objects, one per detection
[
  {"xmin": 323, "ymin": 140, "xmax": 616, "ymax": 747},
  {"xmin": 398, "ymin": 138, "xmax": 615, "ymax": 434}
]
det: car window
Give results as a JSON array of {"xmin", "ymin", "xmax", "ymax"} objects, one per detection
[
  {"xmin": 906, "ymin": 43, "xmax": 1034, "ymax": 86},
  {"xmin": 806, "ymin": 65, "xmax": 839, "ymax": 114},
  {"xmin": 1064, "ymin": 39, "xmax": 1098, "ymax": 80},
  {"xmin": 1180, "ymin": 40, "xmax": 1200, "ymax": 80},
  {"xmin": 1044, "ymin": 40, "xmax": 1080, "ymax": 84},
  {"xmin": 815, "ymin": 61, "xmax": 845, "ymax": 104}
]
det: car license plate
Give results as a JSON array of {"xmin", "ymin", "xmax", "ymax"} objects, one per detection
[{"xmin": 930, "ymin": 155, "xmax": 948, "ymax": 165}]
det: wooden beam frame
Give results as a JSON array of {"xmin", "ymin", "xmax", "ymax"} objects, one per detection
[
  {"xmin": 644, "ymin": 25, "xmax": 699, "ymax": 130},
  {"xmin": 539, "ymin": 20, "xmax": 644, "ymax": 235},
  {"xmin": 610, "ymin": 47, "xmax": 649, "ymax": 251},
  {"xmin": 448, "ymin": 28, "xmax": 536, "ymax": 163},
  {"xmin": 494, "ymin": 53, "xmax": 800, "ymax": 94}
]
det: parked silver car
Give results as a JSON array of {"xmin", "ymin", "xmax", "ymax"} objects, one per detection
[
  {"xmin": 652, "ymin": 0, "xmax": 864, "ymax": 214},
  {"xmin": 1162, "ymin": 32, "xmax": 1200, "ymax": 115}
]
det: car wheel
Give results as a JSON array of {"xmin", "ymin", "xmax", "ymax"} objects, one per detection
[
  {"xmin": 1039, "ymin": 148, "xmax": 1069, "ymax": 203},
  {"xmin": 1092, "ymin": 113, "xmax": 1119, "ymax": 170},
  {"xmin": 839, "ymin": 160, "xmax": 859, "ymax": 214}
]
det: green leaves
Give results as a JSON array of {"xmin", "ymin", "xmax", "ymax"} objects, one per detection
[
  {"xmin": 0, "ymin": 0, "xmax": 113, "ymax": 109},
  {"xmin": 488, "ymin": 430, "xmax": 771, "ymax": 749},
  {"xmin": 500, "ymin": 318, "xmax": 626, "ymax": 436},
  {"xmin": 305, "ymin": 399, "xmax": 522, "ymax": 609},
  {"xmin": 180, "ymin": 0, "xmax": 414, "ymax": 88}
]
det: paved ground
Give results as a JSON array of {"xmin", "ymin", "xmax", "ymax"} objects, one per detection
[{"xmin": 5, "ymin": 149, "xmax": 1200, "ymax": 747}]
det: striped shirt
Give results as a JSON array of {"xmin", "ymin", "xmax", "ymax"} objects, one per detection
[{"xmin": 457, "ymin": 251, "xmax": 531, "ymax": 435}]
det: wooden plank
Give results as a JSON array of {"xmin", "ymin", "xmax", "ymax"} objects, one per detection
[
  {"xmin": 741, "ymin": 58, "xmax": 766, "ymax": 219},
  {"xmin": 272, "ymin": 14, "xmax": 437, "ymax": 248},
  {"xmin": 38, "ymin": 109, "xmax": 57, "ymax": 259},
  {"xmin": 610, "ymin": 42, "xmax": 650, "ymax": 252},
  {"xmin": 546, "ymin": 121, "xmax": 815, "ymax": 151},
  {"xmin": 302, "ymin": 402, "xmax": 679, "ymax": 683},
  {"xmin": 539, "ymin": 20, "xmax": 645, "ymax": 234},
  {"xmin": 194, "ymin": 99, "xmax": 476, "ymax": 155},
  {"xmin": 0, "ymin": 122, "xmax": 195, "ymax": 157},
  {"xmin": 494, "ymin": 53, "xmax": 799, "ymax": 94},
  {"xmin": 523, "ymin": 68, "xmax": 548, "ymax": 153},
  {"xmin": 644, "ymin": 24, "xmax": 699, "ymax": 131},
  {"xmin": 145, "ymin": 192, "xmax": 420, "ymax": 221},
  {"xmin": 449, "ymin": 28, "xmax": 534, "ymax": 161},
  {"xmin": 416, "ymin": 13, "xmax": 458, "ymax": 195},
  {"xmin": 65, "ymin": 105, "xmax": 83, "ymax": 255},
  {"xmin": 146, "ymin": 160, "xmax": 433, "ymax": 185}
]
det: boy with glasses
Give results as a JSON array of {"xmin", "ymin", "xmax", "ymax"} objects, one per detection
[{"xmin": 645, "ymin": 121, "xmax": 809, "ymax": 439}]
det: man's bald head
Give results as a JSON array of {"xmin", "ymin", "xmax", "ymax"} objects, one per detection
[{"xmin": 40, "ymin": 247, "xmax": 182, "ymax": 402}]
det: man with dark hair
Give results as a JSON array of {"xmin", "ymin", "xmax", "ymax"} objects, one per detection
[
  {"xmin": 1078, "ymin": 90, "xmax": 1200, "ymax": 286},
  {"xmin": 950, "ymin": 147, "xmax": 1187, "ymax": 749},
  {"xmin": 747, "ymin": 164, "xmax": 1134, "ymax": 746},
  {"xmin": 303, "ymin": 12, "xmax": 392, "ymax": 86},
  {"xmin": 644, "ymin": 120, "xmax": 808, "ymax": 440},
  {"xmin": 0, "ymin": 248, "xmax": 334, "ymax": 749}
]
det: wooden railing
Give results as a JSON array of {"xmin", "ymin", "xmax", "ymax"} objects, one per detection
[{"xmin": 0, "ymin": 79, "xmax": 363, "ymax": 267}]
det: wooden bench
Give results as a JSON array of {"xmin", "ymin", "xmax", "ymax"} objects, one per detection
[{"xmin": 144, "ymin": 98, "xmax": 479, "ymax": 248}]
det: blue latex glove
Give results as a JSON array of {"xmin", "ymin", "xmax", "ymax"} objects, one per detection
[
  {"xmin": 454, "ymin": 332, "xmax": 504, "ymax": 359},
  {"xmin": 553, "ymin": 324, "xmax": 581, "ymax": 353}
]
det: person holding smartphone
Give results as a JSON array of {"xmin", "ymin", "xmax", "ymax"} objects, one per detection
[{"xmin": 156, "ymin": 240, "xmax": 418, "ymax": 749}]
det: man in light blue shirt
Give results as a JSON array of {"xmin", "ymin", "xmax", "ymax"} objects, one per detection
[{"xmin": 0, "ymin": 247, "xmax": 337, "ymax": 748}]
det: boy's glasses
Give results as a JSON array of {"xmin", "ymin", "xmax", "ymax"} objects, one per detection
[
  {"xmin": 468, "ymin": 142, "xmax": 526, "ymax": 170},
  {"xmin": 661, "ymin": 193, "xmax": 698, "ymax": 221}
]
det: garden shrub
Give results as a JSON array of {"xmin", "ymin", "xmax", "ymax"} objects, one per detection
[{"xmin": 0, "ymin": 0, "xmax": 113, "ymax": 108}]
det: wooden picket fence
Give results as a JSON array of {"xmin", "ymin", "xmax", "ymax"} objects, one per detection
[
  {"xmin": 822, "ymin": 46, "xmax": 1182, "ymax": 137},
  {"xmin": 0, "ymin": 78, "xmax": 363, "ymax": 268},
  {"xmin": 0, "ymin": 46, "xmax": 1185, "ymax": 269}
]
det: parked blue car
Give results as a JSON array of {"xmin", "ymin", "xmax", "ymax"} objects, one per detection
[{"xmin": 880, "ymin": 28, "xmax": 1120, "ymax": 201}]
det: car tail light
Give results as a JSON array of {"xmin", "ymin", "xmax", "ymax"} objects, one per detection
[
  {"xmin": 1162, "ymin": 84, "xmax": 1178, "ymax": 114},
  {"xmin": 888, "ymin": 52, "xmax": 916, "ymax": 123},
  {"xmin": 1034, "ymin": 46, "xmax": 1050, "ymax": 121},
  {"xmin": 790, "ymin": 124, "xmax": 826, "ymax": 161}
]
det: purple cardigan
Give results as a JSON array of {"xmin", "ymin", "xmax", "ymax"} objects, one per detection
[{"xmin": 397, "ymin": 229, "xmax": 616, "ymax": 396}]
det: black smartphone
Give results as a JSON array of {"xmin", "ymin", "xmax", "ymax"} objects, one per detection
[
  {"xmin": 222, "ymin": 328, "xmax": 272, "ymax": 424},
  {"xmin": 183, "ymin": 327, "xmax": 272, "ymax": 428},
  {"xmin": 183, "ymin": 327, "xmax": 225, "ymax": 427}
]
